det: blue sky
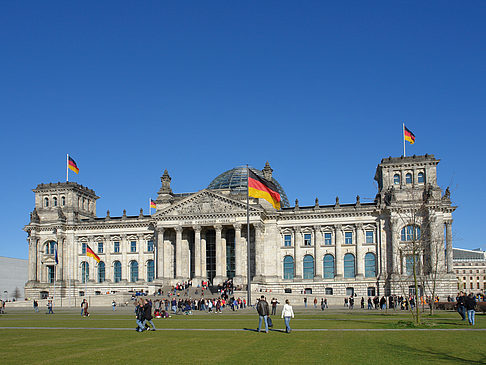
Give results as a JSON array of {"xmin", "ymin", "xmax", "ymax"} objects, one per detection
[{"xmin": 1, "ymin": 1, "xmax": 485, "ymax": 259}]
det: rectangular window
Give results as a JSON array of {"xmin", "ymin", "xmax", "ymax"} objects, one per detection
[
  {"xmin": 47, "ymin": 265, "xmax": 55, "ymax": 283},
  {"xmin": 98, "ymin": 242, "xmax": 103, "ymax": 254},
  {"xmin": 367, "ymin": 287, "xmax": 376, "ymax": 297},
  {"xmin": 147, "ymin": 240, "xmax": 154, "ymax": 252},
  {"xmin": 304, "ymin": 233, "xmax": 312, "ymax": 246},
  {"xmin": 284, "ymin": 234, "xmax": 292, "ymax": 247},
  {"xmin": 114, "ymin": 241, "xmax": 120, "ymax": 253},
  {"xmin": 82, "ymin": 243, "xmax": 87, "ymax": 254},
  {"xmin": 365, "ymin": 231, "xmax": 374, "ymax": 244},
  {"xmin": 324, "ymin": 232, "xmax": 332, "ymax": 245},
  {"xmin": 130, "ymin": 241, "xmax": 137, "ymax": 252},
  {"xmin": 345, "ymin": 232, "xmax": 353, "ymax": 244},
  {"xmin": 325, "ymin": 287, "xmax": 333, "ymax": 295}
]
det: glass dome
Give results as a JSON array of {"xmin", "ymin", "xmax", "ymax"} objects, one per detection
[{"xmin": 207, "ymin": 166, "xmax": 290, "ymax": 208}]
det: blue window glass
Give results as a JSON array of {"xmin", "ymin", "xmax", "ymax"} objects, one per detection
[
  {"xmin": 98, "ymin": 261, "xmax": 105, "ymax": 283},
  {"xmin": 345, "ymin": 232, "xmax": 353, "ymax": 244},
  {"xmin": 406, "ymin": 173, "xmax": 412, "ymax": 184},
  {"xmin": 45, "ymin": 241, "xmax": 56, "ymax": 255},
  {"xmin": 303, "ymin": 255, "xmax": 314, "ymax": 279},
  {"xmin": 284, "ymin": 234, "xmax": 292, "ymax": 247},
  {"xmin": 147, "ymin": 240, "xmax": 154, "ymax": 252},
  {"xmin": 147, "ymin": 260, "xmax": 155, "ymax": 282},
  {"xmin": 344, "ymin": 253, "xmax": 355, "ymax": 278},
  {"xmin": 82, "ymin": 243, "xmax": 87, "ymax": 254},
  {"xmin": 61, "ymin": 196, "xmax": 66, "ymax": 206},
  {"xmin": 406, "ymin": 255, "xmax": 419, "ymax": 276},
  {"xmin": 401, "ymin": 225, "xmax": 421, "ymax": 241},
  {"xmin": 47, "ymin": 265, "xmax": 55, "ymax": 283},
  {"xmin": 130, "ymin": 241, "xmax": 137, "ymax": 253},
  {"xmin": 114, "ymin": 261, "xmax": 122, "ymax": 283},
  {"xmin": 324, "ymin": 232, "xmax": 332, "ymax": 245},
  {"xmin": 98, "ymin": 242, "xmax": 103, "ymax": 254},
  {"xmin": 130, "ymin": 261, "xmax": 138, "ymax": 282},
  {"xmin": 44, "ymin": 197, "xmax": 49, "ymax": 207},
  {"xmin": 53, "ymin": 197, "xmax": 58, "ymax": 207},
  {"xmin": 283, "ymin": 256, "xmax": 294, "ymax": 279},
  {"xmin": 81, "ymin": 262, "xmax": 89, "ymax": 283},
  {"xmin": 418, "ymin": 172, "xmax": 424, "ymax": 183},
  {"xmin": 114, "ymin": 241, "xmax": 120, "ymax": 253},
  {"xmin": 323, "ymin": 254, "xmax": 335, "ymax": 279},
  {"xmin": 304, "ymin": 233, "xmax": 312, "ymax": 246},
  {"xmin": 393, "ymin": 174, "xmax": 400, "ymax": 184},
  {"xmin": 365, "ymin": 231, "xmax": 374, "ymax": 244},
  {"xmin": 364, "ymin": 253, "xmax": 376, "ymax": 278}
]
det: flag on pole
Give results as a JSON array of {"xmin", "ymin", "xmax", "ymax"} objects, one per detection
[
  {"xmin": 404, "ymin": 126, "xmax": 415, "ymax": 144},
  {"xmin": 54, "ymin": 243, "xmax": 59, "ymax": 265},
  {"xmin": 150, "ymin": 199, "xmax": 157, "ymax": 209},
  {"xmin": 68, "ymin": 156, "xmax": 79, "ymax": 174},
  {"xmin": 248, "ymin": 169, "xmax": 281, "ymax": 209},
  {"xmin": 86, "ymin": 245, "xmax": 100, "ymax": 263}
]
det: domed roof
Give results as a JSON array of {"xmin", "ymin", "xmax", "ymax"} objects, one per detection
[{"xmin": 207, "ymin": 166, "xmax": 290, "ymax": 208}]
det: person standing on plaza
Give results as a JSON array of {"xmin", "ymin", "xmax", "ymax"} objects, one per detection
[
  {"xmin": 465, "ymin": 293, "xmax": 477, "ymax": 326},
  {"xmin": 256, "ymin": 295, "xmax": 270, "ymax": 333},
  {"xmin": 47, "ymin": 300, "xmax": 54, "ymax": 314},
  {"xmin": 143, "ymin": 299, "xmax": 156, "ymax": 331},
  {"xmin": 281, "ymin": 299, "xmax": 295, "ymax": 333},
  {"xmin": 303, "ymin": 297, "xmax": 307, "ymax": 308},
  {"xmin": 82, "ymin": 299, "xmax": 89, "ymax": 317},
  {"xmin": 271, "ymin": 298, "xmax": 278, "ymax": 315},
  {"xmin": 112, "ymin": 300, "xmax": 116, "ymax": 311},
  {"xmin": 456, "ymin": 292, "xmax": 466, "ymax": 321},
  {"xmin": 313, "ymin": 297, "xmax": 317, "ymax": 309},
  {"xmin": 33, "ymin": 300, "xmax": 39, "ymax": 312}
]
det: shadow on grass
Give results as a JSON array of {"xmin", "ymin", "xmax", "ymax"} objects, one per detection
[
  {"xmin": 386, "ymin": 343, "xmax": 486, "ymax": 364},
  {"xmin": 243, "ymin": 328, "xmax": 287, "ymax": 333}
]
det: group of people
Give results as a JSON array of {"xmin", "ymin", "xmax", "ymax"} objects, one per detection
[
  {"xmin": 456, "ymin": 292, "xmax": 477, "ymax": 326},
  {"xmin": 134, "ymin": 298, "xmax": 156, "ymax": 332},
  {"xmin": 80, "ymin": 299, "xmax": 89, "ymax": 317},
  {"xmin": 0, "ymin": 299, "xmax": 5, "ymax": 314},
  {"xmin": 256, "ymin": 296, "xmax": 294, "ymax": 334}
]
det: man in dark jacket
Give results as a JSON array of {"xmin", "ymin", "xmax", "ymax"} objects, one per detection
[
  {"xmin": 465, "ymin": 293, "xmax": 477, "ymax": 326},
  {"xmin": 143, "ymin": 299, "xmax": 156, "ymax": 331},
  {"xmin": 456, "ymin": 292, "xmax": 466, "ymax": 321},
  {"xmin": 256, "ymin": 296, "xmax": 270, "ymax": 333}
]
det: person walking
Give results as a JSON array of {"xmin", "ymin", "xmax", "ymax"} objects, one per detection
[
  {"xmin": 33, "ymin": 300, "xmax": 39, "ymax": 312},
  {"xmin": 143, "ymin": 299, "xmax": 156, "ymax": 331},
  {"xmin": 303, "ymin": 297, "xmax": 307, "ymax": 308},
  {"xmin": 82, "ymin": 299, "xmax": 89, "ymax": 317},
  {"xmin": 313, "ymin": 297, "xmax": 317, "ymax": 309},
  {"xmin": 256, "ymin": 295, "xmax": 270, "ymax": 333},
  {"xmin": 456, "ymin": 292, "xmax": 466, "ymax": 321},
  {"xmin": 465, "ymin": 293, "xmax": 477, "ymax": 326},
  {"xmin": 135, "ymin": 300, "xmax": 146, "ymax": 332},
  {"xmin": 112, "ymin": 300, "xmax": 116, "ymax": 311},
  {"xmin": 46, "ymin": 300, "xmax": 54, "ymax": 314},
  {"xmin": 281, "ymin": 299, "xmax": 295, "ymax": 333},
  {"xmin": 271, "ymin": 298, "xmax": 278, "ymax": 315}
]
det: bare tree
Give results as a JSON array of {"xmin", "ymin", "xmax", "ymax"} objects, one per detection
[{"xmin": 13, "ymin": 287, "xmax": 21, "ymax": 301}]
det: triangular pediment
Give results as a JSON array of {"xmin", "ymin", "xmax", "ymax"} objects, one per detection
[{"xmin": 154, "ymin": 189, "xmax": 261, "ymax": 217}]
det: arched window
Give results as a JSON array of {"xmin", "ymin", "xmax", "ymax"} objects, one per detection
[
  {"xmin": 344, "ymin": 253, "xmax": 355, "ymax": 278},
  {"xmin": 61, "ymin": 196, "xmax": 66, "ymax": 206},
  {"xmin": 81, "ymin": 262, "xmax": 89, "ymax": 283},
  {"xmin": 401, "ymin": 225, "xmax": 421, "ymax": 241},
  {"xmin": 98, "ymin": 261, "xmax": 105, "ymax": 283},
  {"xmin": 130, "ymin": 261, "xmax": 139, "ymax": 282},
  {"xmin": 418, "ymin": 172, "xmax": 424, "ymax": 183},
  {"xmin": 393, "ymin": 174, "xmax": 400, "ymax": 185},
  {"xmin": 303, "ymin": 255, "xmax": 314, "ymax": 279},
  {"xmin": 364, "ymin": 253, "xmax": 376, "ymax": 278},
  {"xmin": 53, "ymin": 197, "xmax": 58, "ymax": 207},
  {"xmin": 45, "ymin": 241, "xmax": 56, "ymax": 255},
  {"xmin": 323, "ymin": 254, "xmax": 335, "ymax": 279},
  {"xmin": 147, "ymin": 260, "xmax": 155, "ymax": 282},
  {"xmin": 113, "ymin": 261, "xmax": 122, "ymax": 283},
  {"xmin": 406, "ymin": 173, "xmax": 412, "ymax": 184},
  {"xmin": 283, "ymin": 256, "xmax": 294, "ymax": 279},
  {"xmin": 44, "ymin": 197, "xmax": 49, "ymax": 207}
]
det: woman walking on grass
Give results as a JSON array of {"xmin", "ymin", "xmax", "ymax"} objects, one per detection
[{"xmin": 281, "ymin": 299, "xmax": 294, "ymax": 334}]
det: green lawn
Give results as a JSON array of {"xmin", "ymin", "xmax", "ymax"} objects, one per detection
[{"xmin": 1, "ymin": 307, "xmax": 484, "ymax": 364}]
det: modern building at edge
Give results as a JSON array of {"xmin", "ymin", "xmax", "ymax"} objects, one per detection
[{"xmin": 24, "ymin": 154, "xmax": 458, "ymax": 300}]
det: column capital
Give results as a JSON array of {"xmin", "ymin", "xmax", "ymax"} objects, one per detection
[
  {"xmin": 356, "ymin": 223, "xmax": 363, "ymax": 230},
  {"xmin": 175, "ymin": 225, "xmax": 183, "ymax": 233},
  {"xmin": 255, "ymin": 223, "xmax": 265, "ymax": 232},
  {"xmin": 313, "ymin": 225, "xmax": 321, "ymax": 232},
  {"xmin": 214, "ymin": 224, "xmax": 222, "ymax": 232},
  {"xmin": 294, "ymin": 226, "xmax": 302, "ymax": 233},
  {"xmin": 233, "ymin": 223, "xmax": 242, "ymax": 231},
  {"xmin": 335, "ymin": 224, "xmax": 343, "ymax": 231},
  {"xmin": 193, "ymin": 225, "xmax": 201, "ymax": 233},
  {"xmin": 445, "ymin": 219, "xmax": 453, "ymax": 225}
]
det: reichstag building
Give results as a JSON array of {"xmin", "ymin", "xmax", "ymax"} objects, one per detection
[{"xmin": 24, "ymin": 154, "xmax": 457, "ymax": 299}]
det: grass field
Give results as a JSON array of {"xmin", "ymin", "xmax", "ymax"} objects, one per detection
[{"xmin": 0, "ymin": 306, "xmax": 484, "ymax": 364}]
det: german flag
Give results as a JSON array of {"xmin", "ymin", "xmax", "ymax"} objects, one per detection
[
  {"xmin": 68, "ymin": 156, "xmax": 79, "ymax": 174},
  {"xmin": 150, "ymin": 199, "xmax": 156, "ymax": 209},
  {"xmin": 86, "ymin": 245, "xmax": 100, "ymax": 263},
  {"xmin": 404, "ymin": 126, "xmax": 415, "ymax": 144},
  {"xmin": 248, "ymin": 169, "xmax": 281, "ymax": 209}
]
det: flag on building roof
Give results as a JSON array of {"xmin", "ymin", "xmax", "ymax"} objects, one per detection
[
  {"xmin": 68, "ymin": 156, "xmax": 79, "ymax": 174},
  {"xmin": 150, "ymin": 199, "xmax": 156, "ymax": 209},
  {"xmin": 248, "ymin": 169, "xmax": 281, "ymax": 209},
  {"xmin": 404, "ymin": 126, "xmax": 415, "ymax": 144},
  {"xmin": 86, "ymin": 245, "xmax": 100, "ymax": 263}
]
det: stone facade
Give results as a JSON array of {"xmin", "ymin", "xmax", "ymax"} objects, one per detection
[
  {"xmin": 453, "ymin": 248, "xmax": 486, "ymax": 292},
  {"xmin": 24, "ymin": 154, "xmax": 457, "ymax": 299}
]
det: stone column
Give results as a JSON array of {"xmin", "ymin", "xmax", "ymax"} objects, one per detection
[
  {"xmin": 445, "ymin": 220, "xmax": 453, "ymax": 273},
  {"xmin": 241, "ymin": 225, "xmax": 248, "ymax": 282},
  {"xmin": 314, "ymin": 226, "xmax": 322, "ymax": 279},
  {"xmin": 104, "ymin": 235, "xmax": 111, "ymax": 282},
  {"xmin": 28, "ymin": 236, "xmax": 38, "ymax": 281},
  {"xmin": 156, "ymin": 228, "xmax": 165, "ymax": 279},
  {"xmin": 294, "ymin": 227, "xmax": 302, "ymax": 280},
  {"xmin": 56, "ymin": 233, "xmax": 64, "ymax": 282},
  {"xmin": 356, "ymin": 224, "xmax": 364, "ymax": 278},
  {"xmin": 222, "ymin": 229, "xmax": 227, "ymax": 278},
  {"xmin": 193, "ymin": 226, "xmax": 202, "ymax": 279},
  {"xmin": 175, "ymin": 226, "xmax": 183, "ymax": 279},
  {"xmin": 254, "ymin": 224, "xmax": 264, "ymax": 279},
  {"xmin": 121, "ymin": 234, "xmax": 128, "ymax": 282},
  {"xmin": 234, "ymin": 224, "xmax": 243, "ymax": 279},
  {"xmin": 201, "ymin": 230, "xmax": 207, "ymax": 280},
  {"xmin": 214, "ymin": 225, "xmax": 224, "ymax": 283},
  {"xmin": 390, "ymin": 218, "xmax": 398, "ymax": 275},
  {"xmin": 335, "ymin": 225, "xmax": 343, "ymax": 278}
]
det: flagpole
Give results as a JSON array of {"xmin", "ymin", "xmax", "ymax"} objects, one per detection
[
  {"xmin": 246, "ymin": 165, "xmax": 251, "ymax": 307},
  {"xmin": 149, "ymin": 198, "xmax": 151, "ymax": 215},
  {"xmin": 66, "ymin": 154, "xmax": 69, "ymax": 182},
  {"xmin": 402, "ymin": 123, "xmax": 406, "ymax": 157}
]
